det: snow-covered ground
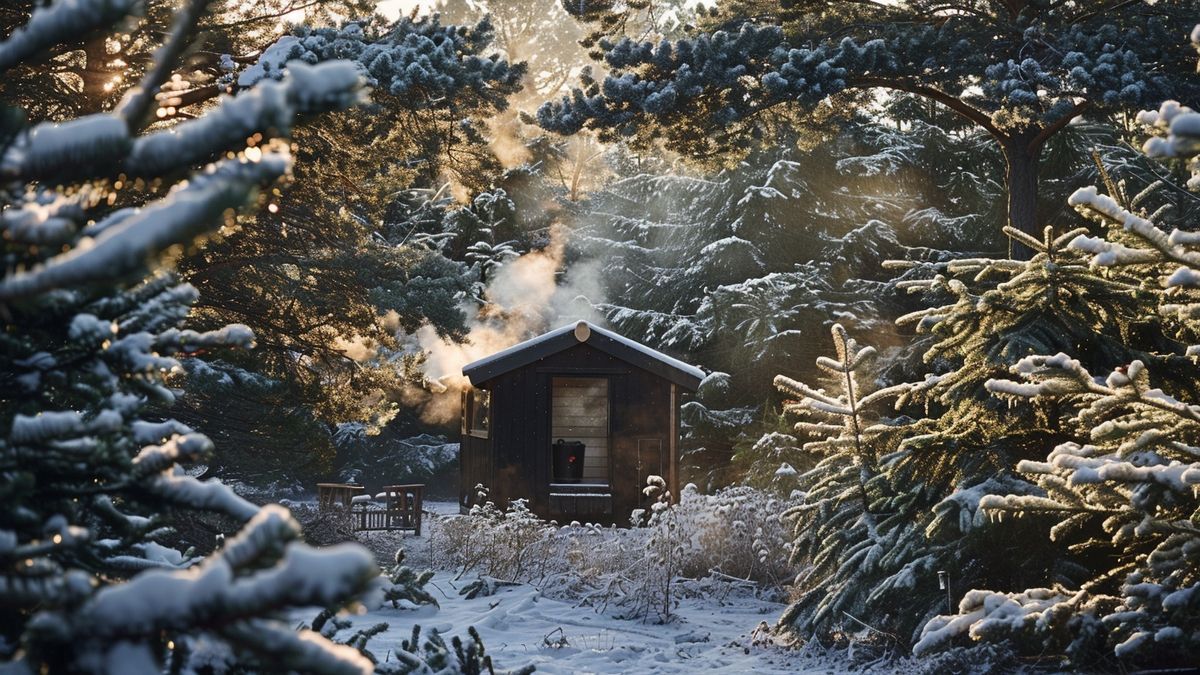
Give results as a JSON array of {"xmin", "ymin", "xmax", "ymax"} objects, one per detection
[
  {"xmin": 346, "ymin": 501, "xmax": 855, "ymax": 674},
  {"xmin": 360, "ymin": 571, "xmax": 848, "ymax": 674}
]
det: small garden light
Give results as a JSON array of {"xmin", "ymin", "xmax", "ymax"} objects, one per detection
[{"xmin": 937, "ymin": 570, "xmax": 952, "ymax": 614}]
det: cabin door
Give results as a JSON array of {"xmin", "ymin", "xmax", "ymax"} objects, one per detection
[{"xmin": 550, "ymin": 377, "xmax": 610, "ymax": 485}]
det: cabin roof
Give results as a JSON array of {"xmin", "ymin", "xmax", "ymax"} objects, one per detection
[{"xmin": 462, "ymin": 321, "xmax": 705, "ymax": 391}]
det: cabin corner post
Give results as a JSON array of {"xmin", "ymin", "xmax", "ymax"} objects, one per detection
[{"xmin": 669, "ymin": 383, "xmax": 679, "ymax": 502}]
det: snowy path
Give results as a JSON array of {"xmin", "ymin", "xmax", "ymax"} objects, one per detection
[{"xmin": 360, "ymin": 572, "xmax": 845, "ymax": 674}]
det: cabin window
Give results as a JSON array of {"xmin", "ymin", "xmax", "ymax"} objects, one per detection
[
  {"xmin": 467, "ymin": 388, "xmax": 490, "ymax": 438},
  {"xmin": 551, "ymin": 377, "xmax": 610, "ymax": 485}
]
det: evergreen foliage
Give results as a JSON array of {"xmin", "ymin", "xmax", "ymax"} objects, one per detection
[
  {"xmin": 388, "ymin": 624, "xmax": 534, "ymax": 675},
  {"xmin": 727, "ymin": 407, "xmax": 809, "ymax": 493},
  {"xmin": 0, "ymin": 1, "xmax": 387, "ymax": 671},
  {"xmin": 435, "ymin": 0, "xmax": 585, "ymax": 100},
  {"xmin": 539, "ymin": 0, "xmax": 1200, "ymax": 254},
  {"xmin": 774, "ymin": 324, "xmax": 912, "ymax": 636},
  {"xmin": 382, "ymin": 549, "xmax": 440, "ymax": 610},
  {"xmin": 570, "ymin": 121, "xmax": 983, "ymax": 485},
  {"xmin": 910, "ymin": 99, "xmax": 1200, "ymax": 665},
  {"xmin": 0, "ymin": 0, "xmax": 376, "ymax": 122},
  {"xmin": 174, "ymin": 15, "xmax": 525, "ymax": 483},
  {"xmin": 769, "ymin": 216, "xmax": 1187, "ymax": 649}
]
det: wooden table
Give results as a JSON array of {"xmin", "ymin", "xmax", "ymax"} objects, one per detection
[{"xmin": 316, "ymin": 483, "xmax": 364, "ymax": 511}]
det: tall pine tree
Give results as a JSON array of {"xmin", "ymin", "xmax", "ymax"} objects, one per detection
[{"xmin": 538, "ymin": 0, "xmax": 1200, "ymax": 256}]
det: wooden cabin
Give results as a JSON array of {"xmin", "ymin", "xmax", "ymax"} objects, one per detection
[{"xmin": 459, "ymin": 320, "xmax": 704, "ymax": 523}]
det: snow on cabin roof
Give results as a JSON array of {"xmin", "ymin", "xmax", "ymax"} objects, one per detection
[{"xmin": 462, "ymin": 321, "xmax": 705, "ymax": 391}]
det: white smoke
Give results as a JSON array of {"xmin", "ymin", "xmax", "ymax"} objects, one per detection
[{"xmin": 405, "ymin": 225, "xmax": 602, "ymax": 424}]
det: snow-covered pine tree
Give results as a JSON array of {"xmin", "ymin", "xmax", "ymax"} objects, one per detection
[
  {"xmin": 861, "ymin": 222, "xmax": 1179, "ymax": 645},
  {"xmin": 912, "ymin": 354, "xmax": 1200, "ymax": 665},
  {"xmin": 773, "ymin": 216, "xmax": 1180, "ymax": 648},
  {"xmin": 178, "ymin": 15, "xmax": 524, "ymax": 472},
  {"xmin": 0, "ymin": 2, "xmax": 380, "ymax": 671},
  {"xmin": 773, "ymin": 324, "xmax": 913, "ymax": 640},
  {"xmin": 912, "ymin": 92, "xmax": 1200, "ymax": 665}
]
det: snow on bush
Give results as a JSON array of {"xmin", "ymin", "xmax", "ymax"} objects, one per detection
[{"xmin": 429, "ymin": 483, "xmax": 798, "ymax": 623}]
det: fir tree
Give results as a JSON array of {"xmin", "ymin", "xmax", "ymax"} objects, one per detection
[
  {"xmin": 0, "ymin": 2, "xmax": 377, "ymax": 671},
  {"xmin": 913, "ymin": 354, "xmax": 1200, "ymax": 665},
  {"xmin": 769, "ymin": 215, "xmax": 1183, "ymax": 648},
  {"xmin": 774, "ymin": 324, "xmax": 912, "ymax": 636},
  {"xmin": 912, "ymin": 95, "xmax": 1200, "ymax": 665}
]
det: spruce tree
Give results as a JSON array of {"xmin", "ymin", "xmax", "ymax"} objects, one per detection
[
  {"xmin": 914, "ymin": 354, "xmax": 1200, "ymax": 665},
  {"xmin": 774, "ymin": 324, "xmax": 913, "ymax": 636},
  {"xmin": 912, "ymin": 98, "xmax": 1200, "ymax": 665},
  {"xmin": 0, "ymin": 2, "xmax": 379, "ymax": 671},
  {"xmin": 770, "ymin": 218, "xmax": 1181, "ymax": 648}
]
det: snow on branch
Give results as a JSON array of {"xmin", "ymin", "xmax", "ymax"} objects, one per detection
[
  {"xmin": 221, "ymin": 619, "xmax": 373, "ymax": 675},
  {"xmin": 936, "ymin": 348, "xmax": 1200, "ymax": 659},
  {"xmin": 0, "ymin": 153, "xmax": 290, "ymax": 300},
  {"xmin": 125, "ymin": 61, "xmax": 365, "ymax": 177},
  {"xmin": 130, "ymin": 433, "xmax": 212, "ymax": 479},
  {"xmin": 0, "ymin": 191, "xmax": 88, "ymax": 246},
  {"xmin": 913, "ymin": 588, "xmax": 1071, "ymax": 657},
  {"xmin": 0, "ymin": 114, "xmax": 131, "ymax": 182},
  {"xmin": 1139, "ymin": 101, "xmax": 1200, "ymax": 164},
  {"xmin": 140, "ymin": 470, "xmax": 259, "ymax": 522},
  {"xmin": 10, "ymin": 409, "xmax": 122, "ymax": 444},
  {"xmin": 52, "ymin": 506, "xmax": 377, "ymax": 670},
  {"xmin": 0, "ymin": 0, "xmax": 139, "ymax": 73},
  {"xmin": 234, "ymin": 18, "xmax": 522, "ymax": 108},
  {"xmin": 2, "ymin": 60, "xmax": 362, "ymax": 184}
]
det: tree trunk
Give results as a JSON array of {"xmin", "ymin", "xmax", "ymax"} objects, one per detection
[
  {"xmin": 80, "ymin": 36, "xmax": 113, "ymax": 111},
  {"xmin": 1002, "ymin": 135, "xmax": 1041, "ymax": 260}
]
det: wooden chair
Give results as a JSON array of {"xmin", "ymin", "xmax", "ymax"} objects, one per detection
[
  {"xmin": 350, "ymin": 484, "xmax": 424, "ymax": 534},
  {"xmin": 382, "ymin": 484, "xmax": 424, "ymax": 535}
]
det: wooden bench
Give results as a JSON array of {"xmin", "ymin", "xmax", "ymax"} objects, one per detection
[
  {"xmin": 351, "ymin": 484, "xmax": 424, "ymax": 535},
  {"xmin": 548, "ymin": 482, "xmax": 613, "ymax": 516}
]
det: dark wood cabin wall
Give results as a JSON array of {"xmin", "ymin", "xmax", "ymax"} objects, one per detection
[
  {"xmin": 489, "ymin": 368, "xmax": 529, "ymax": 513},
  {"xmin": 531, "ymin": 372, "xmax": 549, "ymax": 514},
  {"xmin": 459, "ymin": 425, "xmax": 491, "ymax": 511},
  {"xmin": 611, "ymin": 370, "xmax": 669, "ymax": 519}
]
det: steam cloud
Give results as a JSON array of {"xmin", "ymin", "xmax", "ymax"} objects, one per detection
[{"xmin": 405, "ymin": 225, "xmax": 602, "ymax": 424}]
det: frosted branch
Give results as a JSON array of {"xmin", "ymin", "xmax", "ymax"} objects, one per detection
[
  {"xmin": 0, "ymin": 153, "xmax": 291, "ymax": 300},
  {"xmin": 124, "ymin": 61, "xmax": 365, "ymax": 177},
  {"xmin": 0, "ymin": 0, "xmax": 139, "ymax": 73}
]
